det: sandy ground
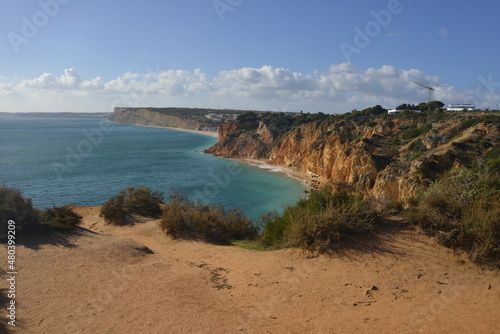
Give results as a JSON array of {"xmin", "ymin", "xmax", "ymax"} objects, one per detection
[{"xmin": 1, "ymin": 207, "xmax": 498, "ymax": 334}]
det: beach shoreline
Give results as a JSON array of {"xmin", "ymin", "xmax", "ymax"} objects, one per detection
[
  {"xmin": 121, "ymin": 122, "xmax": 311, "ymax": 188},
  {"xmin": 238, "ymin": 158, "xmax": 311, "ymax": 189}
]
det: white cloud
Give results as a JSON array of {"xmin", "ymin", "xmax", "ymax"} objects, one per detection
[
  {"xmin": 439, "ymin": 27, "xmax": 448, "ymax": 37},
  {"xmin": 0, "ymin": 64, "xmax": 498, "ymax": 113}
]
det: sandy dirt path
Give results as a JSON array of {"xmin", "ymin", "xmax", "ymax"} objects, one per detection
[{"xmin": 1, "ymin": 206, "xmax": 498, "ymax": 334}]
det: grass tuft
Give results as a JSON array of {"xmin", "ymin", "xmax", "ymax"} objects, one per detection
[
  {"xmin": 260, "ymin": 182, "xmax": 378, "ymax": 253},
  {"xmin": 406, "ymin": 165, "xmax": 500, "ymax": 266}
]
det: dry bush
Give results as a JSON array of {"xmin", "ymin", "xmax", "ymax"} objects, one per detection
[
  {"xmin": 406, "ymin": 165, "xmax": 500, "ymax": 265},
  {"xmin": 40, "ymin": 205, "xmax": 82, "ymax": 231},
  {"xmin": 159, "ymin": 191, "xmax": 190, "ymax": 238},
  {"xmin": 0, "ymin": 186, "xmax": 41, "ymax": 239},
  {"xmin": 100, "ymin": 193, "xmax": 127, "ymax": 226},
  {"xmin": 121, "ymin": 186, "xmax": 164, "ymax": 218},
  {"xmin": 261, "ymin": 182, "xmax": 379, "ymax": 252},
  {"xmin": 159, "ymin": 191, "xmax": 258, "ymax": 243},
  {"xmin": 285, "ymin": 199, "xmax": 377, "ymax": 253},
  {"xmin": 100, "ymin": 186, "xmax": 164, "ymax": 226}
]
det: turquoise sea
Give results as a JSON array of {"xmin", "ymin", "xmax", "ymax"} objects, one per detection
[{"xmin": 0, "ymin": 115, "xmax": 306, "ymax": 221}]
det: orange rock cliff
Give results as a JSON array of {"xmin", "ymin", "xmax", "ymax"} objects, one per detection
[{"xmin": 206, "ymin": 114, "xmax": 499, "ymax": 201}]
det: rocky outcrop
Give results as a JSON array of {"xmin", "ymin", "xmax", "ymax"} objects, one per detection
[
  {"xmin": 207, "ymin": 116, "xmax": 499, "ymax": 200},
  {"xmin": 112, "ymin": 108, "xmax": 217, "ymax": 132}
]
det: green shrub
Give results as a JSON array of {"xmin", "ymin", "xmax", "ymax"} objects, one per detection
[
  {"xmin": 402, "ymin": 123, "xmax": 432, "ymax": 140},
  {"xmin": 401, "ymin": 127, "xmax": 421, "ymax": 140},
  {"xmin": 486, "ymin": 147, "xmax": 500, "ymax": 161},
  {"xmin": 480, "ymin": 140, "xmax": 493, "ymax": 149},
  {"xmin": 100, "ymin": 186, "xmax": 164, "ymax": 225},
  {"xmin": 121, "ymin": 186, "xmax": 164, "ymax": 217},
  {"xmin": 0, "ymin": 186, "xmax": 41, "ymax": 239},
  {"xmin": 486, "ymin": 147, "xmax": 500, "ymax": 169},
  {"xmin": 160, "ymin": 191, "xmax": 258, "ymax": 243},
  {"xmin": 261, "ymin": 183, "xmax": 378, "ymax": 253},
  {"xmin": 460, "ymin": 118, "xmax": 481, "ymax": 130},
  {"xmin": 100, "ymin": 194, "xmax": 126, "ymax": 225},
  {"xmin": 406, "ymin": 166, "xmax": 500, "ymax": 265},
  {"xmin": 260, "ymin": 211, "xmax": 291, "ymax": 246},
  {"xmin": 286, "ymin": 199, "xmax": 376, "ymax": 253},
  {"xmin": 409, "ymin": 139, "xmax": 427, "ymax": 153},
  {"xmin": 419, "ymin": 123, "xmax": 432, "ymax": 135},
  {"xmin": 236, "ymin": 111, "xmax": 259, "ymax": 123},
  {"xmin": 160, "ymin": 196, "xmax": 188, "ymax": 239},
  {"xmin": 40, "ymin": 205, "xmax": 82, "ymax": 231},
  {"xmin": 392, "ymin": 138, "xmax": 401, "ymax": 146}
]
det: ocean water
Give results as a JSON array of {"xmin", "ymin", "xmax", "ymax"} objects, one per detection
[{"xmin": 0, "ymin": 115, "xmax": 306, "ymax": 221}]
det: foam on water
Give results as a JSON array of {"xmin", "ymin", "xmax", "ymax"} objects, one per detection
[{"xmin": 257, "ymin": 165, "xmax": 284, "ymax": 172}]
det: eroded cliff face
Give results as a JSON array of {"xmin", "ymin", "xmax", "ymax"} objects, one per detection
[
  {"xmin": 207, "ymin": 116, "xmax": 499, "ymax": 200},
  {"xmin": 112, "ymin": 108, "xmax": 213, "ymax": 131}
]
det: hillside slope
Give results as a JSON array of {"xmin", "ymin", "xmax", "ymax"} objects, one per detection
[{"xmin": 207, "ymin": 113, "xmax": 500, "ymax": 200}]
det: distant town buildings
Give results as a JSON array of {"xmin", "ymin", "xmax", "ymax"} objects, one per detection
[
  {"xmin": 204, "ymin": 113, "xmax": 239, "ymax": 123},
  {"xmin": 446, "ymin": 104, "xmax": 476, "ymax": 111},
  {"xmin": 205, "ymin": 113, "xmax": 224, "ymax": 122},
  {"xmin": 388, "ymin": 103, "xmax": 478, "ymax": 114}
]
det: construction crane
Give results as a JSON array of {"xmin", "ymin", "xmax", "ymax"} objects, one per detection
[{"xmin": 415, "ymin": 82, "xmax": 435, "ymax": 103}]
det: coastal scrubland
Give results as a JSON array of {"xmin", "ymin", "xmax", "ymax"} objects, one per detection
[
  {"xmin": 1, "ymin": 107, "xmax": 499, "ymax": 333},
  {"xmin": 202, "ymin": 107, "xmax": 500, "ymax": 264},
  {"xmin": 2, "ymin": 107, "xmax": 499, "ymax": 265}
]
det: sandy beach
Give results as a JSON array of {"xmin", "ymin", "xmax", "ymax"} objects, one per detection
[
  {"xmin": 239, "ymin": 158, "xmax": 312, "ymax": 188},
  {"xmin": 2, "ymin": 207, "xmax": 498, "ymax": 333}
]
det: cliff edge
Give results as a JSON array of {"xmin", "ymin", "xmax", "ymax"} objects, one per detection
[
  {"xmin": 206, "ymin": 112, "xmax": 500, "ymax": 200},
  {"xmin": 111, "ymin": 107, "xmax": 219, "ymax": 132}
]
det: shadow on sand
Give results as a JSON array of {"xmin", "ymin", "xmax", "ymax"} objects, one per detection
[
  {"xmin": 322, "ymin": 216, "xmax": 420, "ymax": 260},
  {"xmin": 0, "ymin": 270, "xmax": 14, "ymax": 333},
  {"xmin": 17, "ymin": 226, "xmax": 97, "ymax": 251}
]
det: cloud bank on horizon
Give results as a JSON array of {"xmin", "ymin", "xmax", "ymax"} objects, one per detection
[
  {"xmin": 1, "ymin": 64, "xmax": 498, "ymax": 113},
  {"xmin": 1, "ymin": 1, "xmax": 499, "ymax": 113}
]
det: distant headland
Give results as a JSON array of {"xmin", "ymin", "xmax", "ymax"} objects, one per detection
[
  {"xmin": 111, "ymin": 107, "xmax": 274, "ymax": 135},
  {"xmin": 0, "ymin": 112, "xmax": 112, "ymax": 118}
]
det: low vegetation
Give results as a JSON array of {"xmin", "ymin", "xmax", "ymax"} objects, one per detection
[
  {"xmin": 260, "ymin": 183, "xmax": 379, "ymax": 253},
  {"xmin": 100, "ymin": 186, "xmax": 164, "ymax": 225},
  {"xmin": 486, "ymin": 146, "xmax": 500, "ymax": 169},
  {"xmin": 94, "ymin": 162, "xmax": 498, "ymax": 265},
  {"xmin": 159, "ymin": 191, "xmax": 258, "ymax": 243},
  {"xmin": 406, "ymin": 165, "xmax": 500, "ymax": 265},
  {"xmin": 401, "ymin": 123, "xmax": 432, "ymax": 140},
  {"xmin": 39, "ymin": 205, "xmax": 82, "ymax": 231},
  {"xmin": 0, "ymin": 186, "xmax": 83, "ymax": 239},
  {"xmin": 0, "ymin": 186, "xmax": 41, "ymax": 239}
]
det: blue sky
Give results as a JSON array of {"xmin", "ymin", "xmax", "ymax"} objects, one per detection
[{"xmin": 0, "ymin": 0, "xmax": 499, "ymax": 113}]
